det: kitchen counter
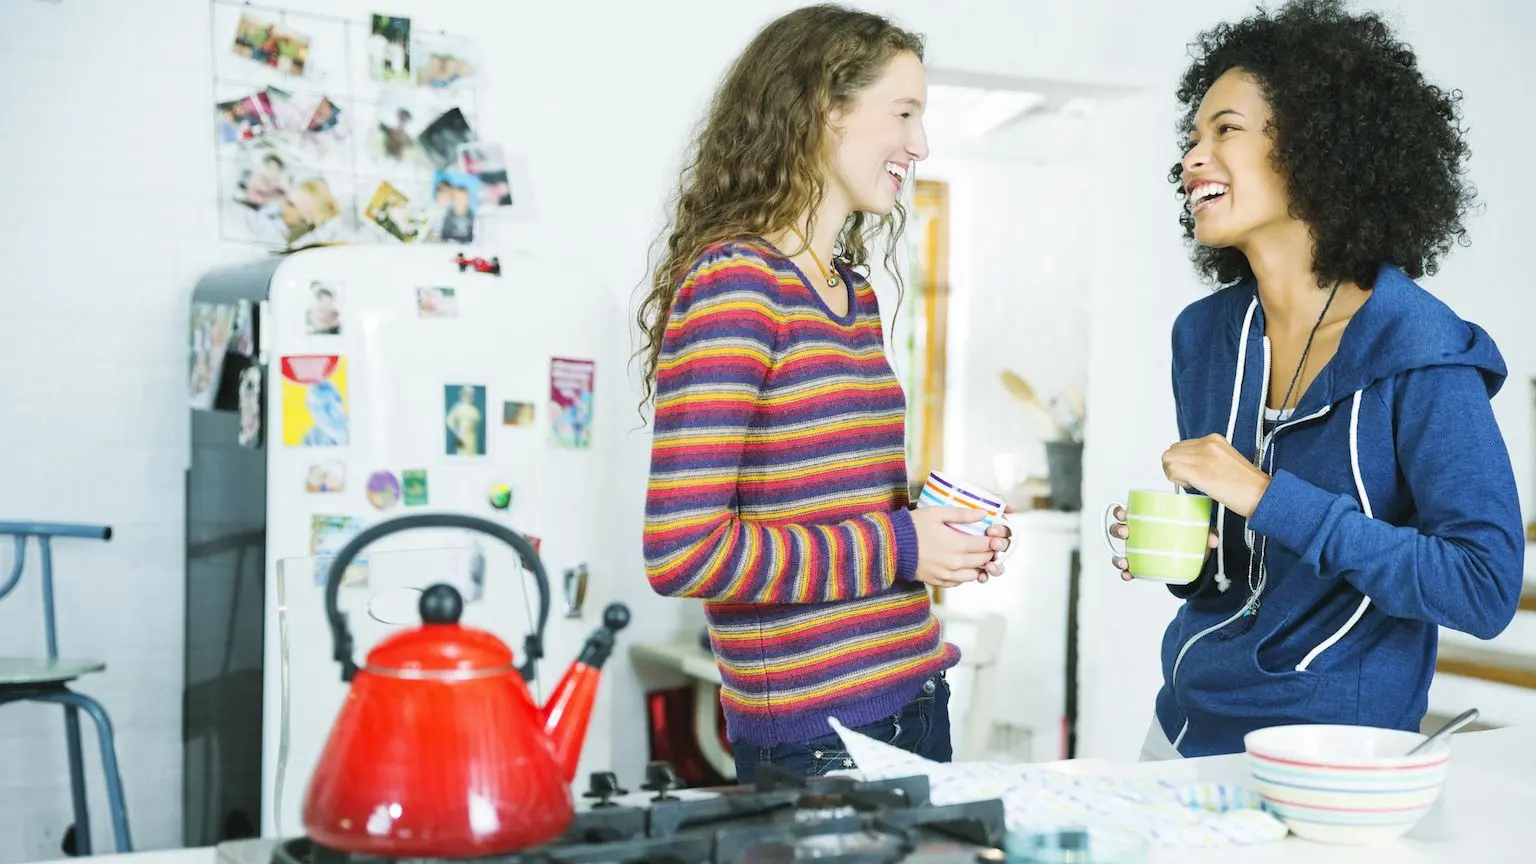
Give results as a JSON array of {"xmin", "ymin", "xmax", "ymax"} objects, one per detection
[
  {"xmin": 40, "ymin": 725, "xmax": 1534, "ymax": 864},
  {"xmin": 1132, "ymin": 723, "xmax": 1535, "ymax": 863}
]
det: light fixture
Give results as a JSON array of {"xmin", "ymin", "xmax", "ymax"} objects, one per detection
[{"xmin": 965, "ymin": 90, "xmax": 1046, "ymax": 138}]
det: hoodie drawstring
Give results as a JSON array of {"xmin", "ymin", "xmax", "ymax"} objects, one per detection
[{"xmin": 1214, "ymin": 298, "xmax": 1260, "ymax": 593}]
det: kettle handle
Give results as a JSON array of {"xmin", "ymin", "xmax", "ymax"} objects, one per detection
[{"xmin": 322, "ymin": 513, "xmax": 549, "ymax": 683}]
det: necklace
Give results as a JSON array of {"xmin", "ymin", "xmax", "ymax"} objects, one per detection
[
  {"xmin": 1256, "ymin": 280, "xmax": 1340, "ymax": 466},
  {"xmin": 1242, "ymin": 280, "xmax": 1341, "ymax": 616},
  {"xmin": 788, "ymin": 225, "xmax": 839, "ymax": 288}
]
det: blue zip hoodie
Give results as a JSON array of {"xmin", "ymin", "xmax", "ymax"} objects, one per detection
[{"xmin": 1154, "ymin": 264, "xmax": 1525, "ymax": 758}]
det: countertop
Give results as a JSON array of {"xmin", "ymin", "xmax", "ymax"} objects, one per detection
[{"xmin": 40, "ymin": 724, "xmax": 1534, "ymax": 864}]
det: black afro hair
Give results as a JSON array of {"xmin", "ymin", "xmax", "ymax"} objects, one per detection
[{"xmin": 1168, "ymin": 0, "xmax": 1475, "ymax": 289}]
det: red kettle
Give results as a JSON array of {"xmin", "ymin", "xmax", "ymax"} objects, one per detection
[{"xmin": 300, "ymin": 513, "xmax": 631, "ymax": 858}]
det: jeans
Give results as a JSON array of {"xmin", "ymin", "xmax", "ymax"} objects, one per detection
[{"xmin": 731, "ymin": 673, "xmax": 951, "ymax": 785}]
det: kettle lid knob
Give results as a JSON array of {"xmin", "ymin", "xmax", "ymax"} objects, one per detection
[{"xmin": 419, "ymin": 583, "xmax": 464, "ymax": 625}]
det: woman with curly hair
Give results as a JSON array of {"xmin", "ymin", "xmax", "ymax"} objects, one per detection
[
  {"xmin": 637, "ymin": 5, "xmax": 1011, "ymax": 781},
  {"xmin": 1109, "ymin": 0, "xmax": 1524, "ymax": 759}
]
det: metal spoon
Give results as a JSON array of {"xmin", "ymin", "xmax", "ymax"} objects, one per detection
[{"xmin": 1406, "ymin": 708, "xmax": 1480, "ymax": 755}]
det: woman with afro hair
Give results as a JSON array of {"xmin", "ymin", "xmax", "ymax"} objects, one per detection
[{"xmin": 1108, "ymin": 0, "xmax": 1524, "ymax": 759}]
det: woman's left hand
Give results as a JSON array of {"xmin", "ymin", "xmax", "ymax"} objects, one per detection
[{"xmin": 1161, "ymin": 433, "xmax": 1271, "ymax": 518}]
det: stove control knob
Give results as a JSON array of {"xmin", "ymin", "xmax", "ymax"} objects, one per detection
[
  {"xmin": 582, "ymin": 771, "xmax": 627, "ymax": 807},
  {"xmin": 642, "ymin": 761, "xmax": 682, "ymax": 801}
]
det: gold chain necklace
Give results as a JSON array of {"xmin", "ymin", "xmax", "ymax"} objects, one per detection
[{"xmin": 788, "ymin": 225, "xmax": 839, "ymax": 288}]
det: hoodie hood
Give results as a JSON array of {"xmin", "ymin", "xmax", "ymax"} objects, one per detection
[{"xmin": 1231, "ymin": 264, "xmax": 1507, "ymax": 412}]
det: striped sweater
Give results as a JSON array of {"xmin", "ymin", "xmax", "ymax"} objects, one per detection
[{"xmin": 644, "ymin": 238, "xmax": 959, "ymax": 746}]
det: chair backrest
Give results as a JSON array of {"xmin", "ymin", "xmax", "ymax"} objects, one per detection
[
  {"xmin": 0, "ymin": 521, "xmax": 112, "ymax": 660},
  {"xmin": 931, "ymin": 606, "xmax": 1007, "ymax": 762}
]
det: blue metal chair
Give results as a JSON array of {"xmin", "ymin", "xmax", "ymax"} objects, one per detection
[{"xmin": 0, "ymin": 521, "xmax": 132, "ymax": 854}]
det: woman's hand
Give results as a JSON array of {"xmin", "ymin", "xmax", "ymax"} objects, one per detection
[
  {"xmin": 1161, "ymin": 433, "xmax": 1271, "ymax": 517},
  {"xmin": 911, "ymin": 507, "xmax": 1008, "ymax": 588},
  {"xmin": 975, "ymin": 506, "xmax": 1014, "ymax": 584},
  {"xmin": 1108, "ymin": 506, "xmax": 1218, "ymax": 581}
]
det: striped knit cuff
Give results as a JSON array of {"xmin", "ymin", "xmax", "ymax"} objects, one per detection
[{"xmin": 890, "ymin": 506, "xmax": 919, "ymax": 582}]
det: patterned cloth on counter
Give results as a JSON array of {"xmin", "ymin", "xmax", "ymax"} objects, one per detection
[{"xmin": 828, "ymin": 718, "xmax": 1287, "ymax": 848}]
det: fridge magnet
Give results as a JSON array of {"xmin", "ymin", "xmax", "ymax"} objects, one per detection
[
  {"xmin": 458, "ymin": 143, "xmax": 514, "ymax": 209},
  {"xmin": 416, "ymin": 286, "xmax": 458, "ymax": 318},
  {"xmin": 418, "ymin": 108, "xmax": 475, "ymax": 172},
  {"xmin": 523, "ymin": 534, "xmax": 543, "ymax": 555},
  {"xmin": 281, "ymin": 355, "xmax": 349, "ymax": 447},
  {"xmin": 367, "ymin": 14, "xmax": 412, "ymax": 84},
  {"xmin": 562, "ymin": 563, "xmax": 589, "ymax": 618},
  {"xmin": 364, "ymin": 180, "xmax": 426, "ymax": 243},
  {"xmin": 189, "ymin": 302, "xmax": 235, "ymax": 410},
  {"xmin": 502, "ymin": 401, "xmax": 534, "ymax": 427},
  {"xmin": 424, "ymin": 170, "xmax": 480, "ymax": 244},
  {"xmin": 468, "ymin": 543, "xmax": 485, "ymax": 603},
  {"xmin": 402, "ymin": 469, "xmax": 429, "ymax": 506},
  {"xmin": 310, "ymin": 514, "xmax": 368, "ymax": 588},
  {"xmin": 550, "ymin": 357, "xmax": 595, "ymax": 450},
  {"xmin": 444, "ymin": 384, "xmax": 487, "ymax": 456},
  {"xmin": 237, "ymin": 366, "xmax": 264, "ymax": 448},
  {"xmin": 366, "ymin": 470, "xmax": 401, "ymax": 510},
  {"xmin": 488, "ymin": 484, "xmax": 513, "ymax": 511},
  {"xmin": 415, "ymin": 33, "xmax": 479, "ymax": 90},
  {"xmin": 232, "ymin": 12, "xmax": 311, "ymax": 77},
  {"xmin": 305, "ymin": 280, "xmax": 342, "ymax": 334},
  {"xmin": 453, "ymin": 253, "xmax": 500, "ymax": 275},
  {"xmin": 305, "ymin": 459, "xmax": 346, "ymax": 493}
]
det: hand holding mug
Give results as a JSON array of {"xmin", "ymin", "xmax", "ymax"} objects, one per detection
[
  {"xmin": 913, "ymin": 470, "xmax": 1017, "ymax": 588},
  {"xmin": 1102, "ymin": 489, "xmax": 1215, "ymax": 585},
  {"xmin": 911, "ymin": 507, "xmax": 1009, "ymax": 588},
  {"xmin": 1107, "ymin": 505, "xmax": 1218, "ymax": 581}
]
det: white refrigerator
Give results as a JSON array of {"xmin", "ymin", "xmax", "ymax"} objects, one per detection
[{"xmin": 183, "ymin": 244, "xmax": 624, "ymax": 840}]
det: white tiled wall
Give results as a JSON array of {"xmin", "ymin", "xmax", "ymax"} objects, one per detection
[{"xmin": 0, "ymin": 1, "xmax": 250, "ymax": 859}]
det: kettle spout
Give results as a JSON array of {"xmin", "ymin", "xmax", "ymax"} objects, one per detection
[{"xmin": 541, "ymin": 603, "xmax": 631, "ymax": 782}]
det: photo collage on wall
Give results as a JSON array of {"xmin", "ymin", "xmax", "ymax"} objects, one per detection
[{"xmin": 211, "ymin": 1, "xmax": 531, "ymax": 249}]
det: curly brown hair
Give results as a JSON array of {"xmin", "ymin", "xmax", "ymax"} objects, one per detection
[
  {"xmin": 1168, "ymin": 0, "xmax": 1475, "ymax": 289},
  {"xmin": 634, "ymin": 4, "xmax": 925, "ymax": 411}
]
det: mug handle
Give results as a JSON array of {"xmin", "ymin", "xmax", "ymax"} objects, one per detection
[{"xmin": 1102, "ymin": 502, "xmax": 1127, "ymax": 559}]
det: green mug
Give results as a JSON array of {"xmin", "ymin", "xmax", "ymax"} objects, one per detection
[{"xmin": 1102, "ymin": 489, "xmax": 1213, "ymax": 584}]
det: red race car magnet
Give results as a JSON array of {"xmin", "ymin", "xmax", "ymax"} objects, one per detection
[{"xmin": 454, "ymin": 253, "xmax": 501, "ymax": 276}]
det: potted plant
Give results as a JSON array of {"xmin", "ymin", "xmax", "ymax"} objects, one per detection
[{"xmin": 1000, "ymin": 370, "xmax": 1085, "ymax": 511}]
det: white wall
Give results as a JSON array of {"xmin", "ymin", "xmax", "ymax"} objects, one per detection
[{"xmin": 1, "ymin": 1, "xmax": 1533, "ymax": 860}]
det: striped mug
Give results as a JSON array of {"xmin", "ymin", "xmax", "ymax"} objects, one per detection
[
  {"xmin": 916, "ymin": 471, "xmax": 1017, "ymax": 562},
  {"xmin": 1102, "ymin": 489, "xmax": 1213, "ymax": 584}
]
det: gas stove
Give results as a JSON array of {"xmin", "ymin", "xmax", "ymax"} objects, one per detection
[{"xmin": 265, "ymin": 760, "xmax": 1009, "ymax": 864}]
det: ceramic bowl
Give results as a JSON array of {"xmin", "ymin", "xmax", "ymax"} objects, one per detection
[{"xmin": 1243, "ymin": 724, "xmax": 1449, "ymax": 845}]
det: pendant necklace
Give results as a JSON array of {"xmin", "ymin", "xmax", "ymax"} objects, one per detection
[
  {"xmin": 1244, "ymin": 280, "xmax": 1341, "ymax": 617},
  {"xmin": 788, "ymin": 225, "xmax": 839, "ymax": 288}
]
